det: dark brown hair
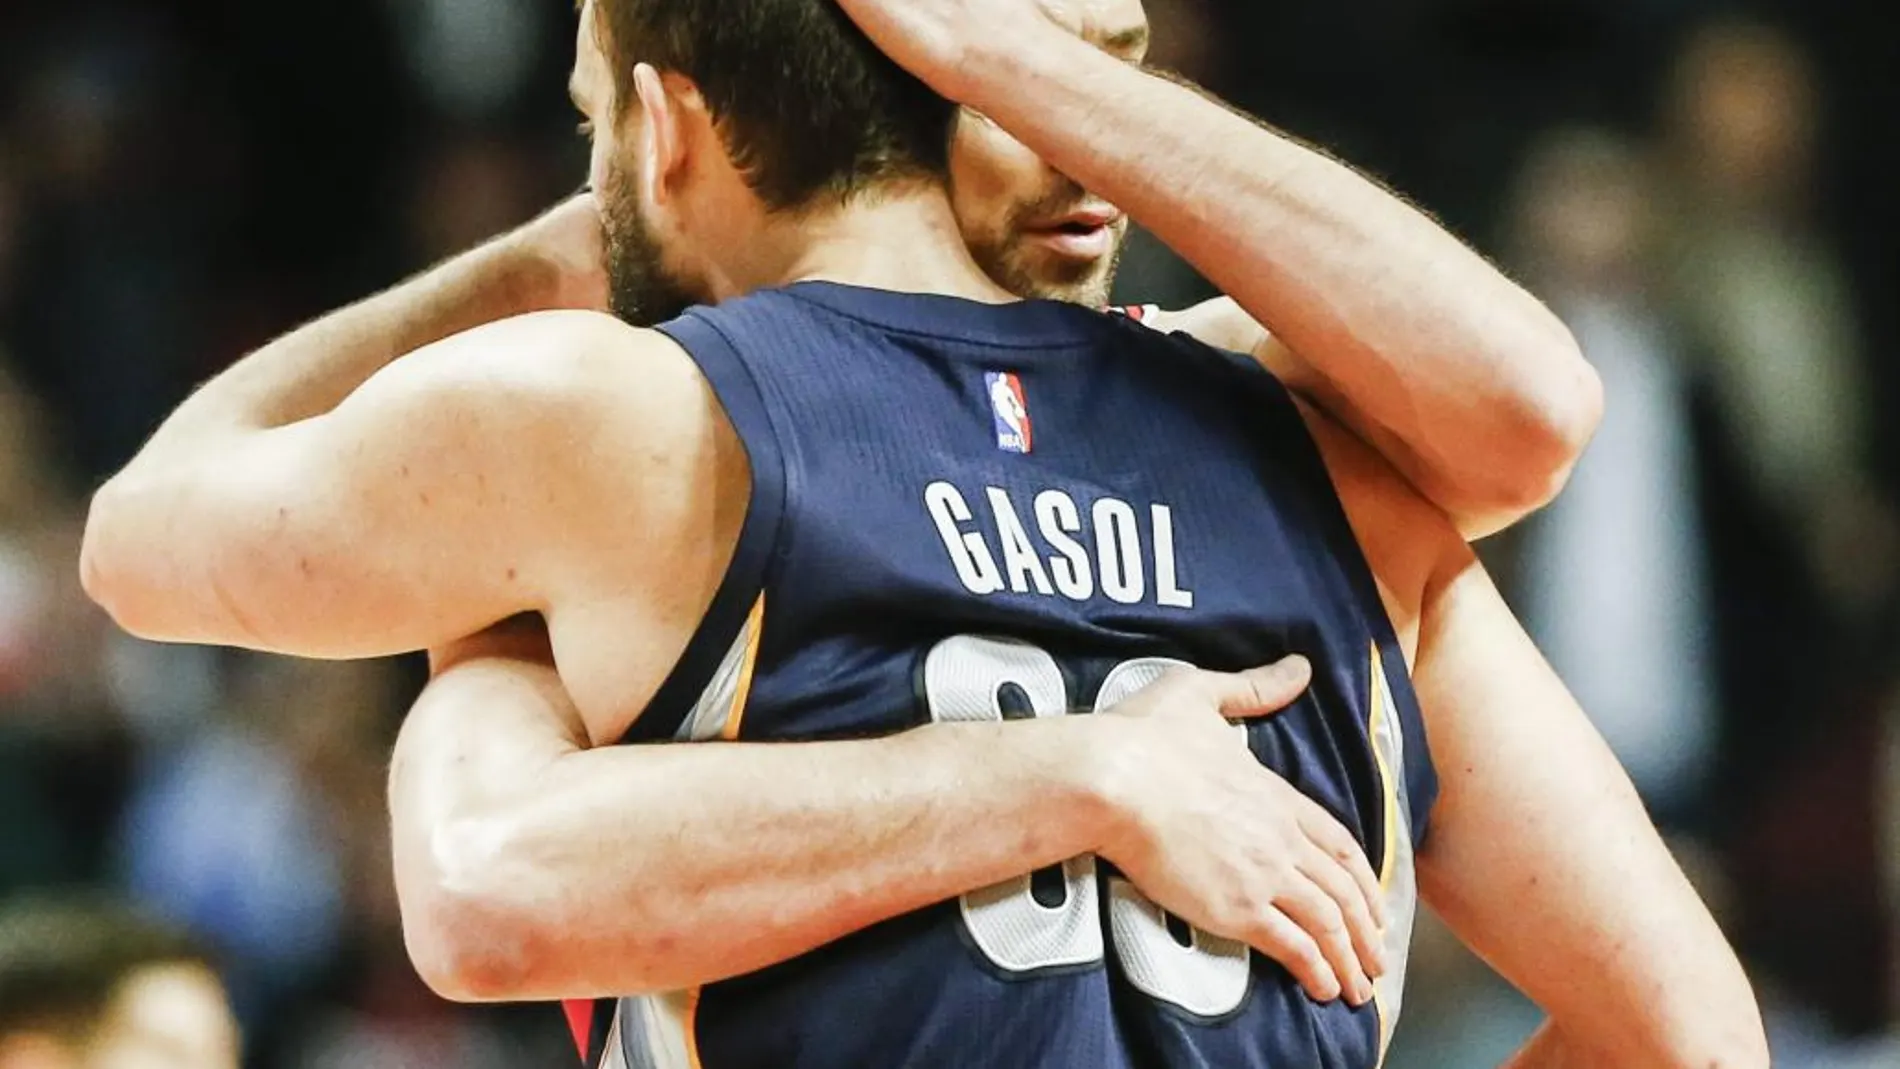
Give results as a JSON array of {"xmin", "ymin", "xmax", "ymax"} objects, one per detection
[{"xmin": 591, "ymin": 0, "xmax": 955, "ymax": 211}]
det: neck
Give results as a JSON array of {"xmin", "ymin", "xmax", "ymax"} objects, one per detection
[{"xmin": 709, "ymin": 185, "xmax": 1016, "ymax": 305}]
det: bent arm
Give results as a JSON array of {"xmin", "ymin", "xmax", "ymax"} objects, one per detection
[
  {"xmin": 955, "ymin": 34, "xmax": 1600, "ymax": 535},
  {"xmin": 390, "ymin": 626, "xmax": 1121, "ymax": 1002},
  {"xmin": 1412, "ymin": 552, "xmax": 1767, "ymax": 1068},
  {"xmin": 81, "ymin": 310, "xmax": 661, "ymax": 659}
]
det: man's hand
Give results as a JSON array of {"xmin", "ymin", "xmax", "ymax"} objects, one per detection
[
  {"xmin": 1090, "ymin": 660, "xmax": 1388, "ymax": 1006},
  {"xmin": 510, "ymin": 194, "xmax": 610, "ymax": 313},
  {"xmin": 830, "ymin": 0, "xmax": 1072, "ymax": 101}
]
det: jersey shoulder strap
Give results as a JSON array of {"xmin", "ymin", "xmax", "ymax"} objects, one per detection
[{"xmin": 1107, "ymin": 303, "xmax": 1163, "ymax": 324}]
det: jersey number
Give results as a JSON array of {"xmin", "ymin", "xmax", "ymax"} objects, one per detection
[{"xmin": 921, "ymin": 635, "xmax": 1252, "ymax": 1017}]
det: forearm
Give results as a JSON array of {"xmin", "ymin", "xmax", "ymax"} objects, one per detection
[
  {"xmin": 1415, "ymin": 563, "xmax": 1767, "ymax": 1068},
  {"xmin": 962, "ymin": 36, "xmax": 1597, "ymax": 526},
  {"xmin": 393, "ymin": 659, "xmax": 1117, "ymax": 1001}
]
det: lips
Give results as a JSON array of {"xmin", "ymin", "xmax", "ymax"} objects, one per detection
[
  {"xmin": 1022, "ymin": 204, "xmax": 1125, "ymax": 261},
  {"xmin": 1027, "ymin": 203, "xmax": 1124, "ymax": 234}
]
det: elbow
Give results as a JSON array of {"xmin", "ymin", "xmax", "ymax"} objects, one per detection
[
  {"xmin": 1626, "ymin": 974, "xmax": 1771, "ymax": 1069},
  {"xmin": 80, "ymin": 474, "xmax": 272, "ymax": 649},
  {"xmin": 398, "ymin": 819, "xmax": 549, "ymax": 1003},
  {"xmin": 1484, "ymin": 324, "xmax": 1604, "ymax": 518},
  {"xmin": 404, "ymin": 900, "xmax": 541, "ymax": 1004},
  {"xmin": 1554, "ymin": 1000, "xmax": 1769, "ymax": 1069},
  {"xmin": 1658, "ymin": 1027, "xmax": 1770, "ymax": 1069},
  {"xmin": 79, "ymin": 479, "xmax": 165, "ymax": 638},
  {"xmin": 396, "ymin": 815, "xmax": 676, "ymax": 1003}
]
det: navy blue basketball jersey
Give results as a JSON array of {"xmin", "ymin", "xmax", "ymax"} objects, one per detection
[{"xmin": 574, "ymin": 282, "xmax": 1437, "ymax": 1069}]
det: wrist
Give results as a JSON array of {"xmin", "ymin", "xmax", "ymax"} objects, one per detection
[
  {"xmin": 488, "ymin": 231, "xmax": 585, "ymax": 314},
  {"xmin": 1058, "ymin": 714, "xmax": 1147, "ymax": 862},
  {"xmin": 503, "ymin": 196, "xmax": 610, "ymax": 313}
]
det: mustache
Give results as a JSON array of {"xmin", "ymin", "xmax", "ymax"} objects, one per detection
[{"xmin": 1006, "ymin": 183, "xmax": 1098, "ymax": 230}]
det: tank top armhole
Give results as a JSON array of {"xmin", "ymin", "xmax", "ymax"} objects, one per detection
[{"xmin": 619, "ymin": 313, "xmax": 789, "ymax": 745}]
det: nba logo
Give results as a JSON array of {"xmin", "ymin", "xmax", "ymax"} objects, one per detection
[{"xmin": 986, "ymin": 372, "xmax": 1033, "ymax": 454}]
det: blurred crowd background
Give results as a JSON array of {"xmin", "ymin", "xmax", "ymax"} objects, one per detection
[{"xmin": 1, "ymin": 0, "xmax": 1895, "ymax": 1066}]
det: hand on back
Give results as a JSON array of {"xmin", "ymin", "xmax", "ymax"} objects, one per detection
[{"xmin": 1088, "ymin": 659, "xmax": 1388, "ymax": 1005}]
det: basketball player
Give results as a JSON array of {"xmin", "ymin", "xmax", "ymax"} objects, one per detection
[{"xmin": 79, "ymin": 1, "xmax": 1763, "ymax": 1067}]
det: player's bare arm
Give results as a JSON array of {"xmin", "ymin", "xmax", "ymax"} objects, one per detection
[
  {"xmin": 390, "ymin": 626, "xmax": 1393, "ymax": 1005},
  {"xmin": 78, "ymin": 196, "xmax": 606, "ymax": 648},
  {"xmin": 79, "ymin": 307, "xmax": 743, "ymax": 736},
  {"xmin": 834, "ymin": 0, "xmax": 1603, "ymax": 539},
  {"xmin": 1303, "ymin": 406, "xmax": 1769, "ymax": 1068}
]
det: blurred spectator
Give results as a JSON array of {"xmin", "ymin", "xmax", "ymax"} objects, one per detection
[
  {"xmin": 0, "ymin": 894, "xmax": 240, "ymax": 1069},
  {"xmin": 1654, "ymin": 15, "xmax": 1899, "ymax": 1045},
  {"xmin": 1499, "ymin": 125, "xmax": 1716, "ymax": 822},
  {"xmin": 1659, "ymin": 16, "xmax": 1895, "ymax": 628}
]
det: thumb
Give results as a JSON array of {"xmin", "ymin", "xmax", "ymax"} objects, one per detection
[{"xmin": 1215, "ymin": 656, "xmax": 1313, "ymax": 720}]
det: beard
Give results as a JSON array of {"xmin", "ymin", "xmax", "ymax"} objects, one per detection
[
  {"xmin": 969, "ymin": 186, "xmax": 1128, "ymax": 309},
  {"xmin": 973, "ymin": 223, "xmax": 1126, "ymax": 310},
  {"xmin": 599, "ymin": 164, "xmax": 701, "ymax": 327}
]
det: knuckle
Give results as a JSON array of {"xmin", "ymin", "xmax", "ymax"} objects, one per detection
[
  {"xmin": 1244, "ymin": 920, "xmax": 1285, "ymax": 952},
  {"xmin": 1292, "ymin": 942, "xmax": 1327, "ymax": 973}
]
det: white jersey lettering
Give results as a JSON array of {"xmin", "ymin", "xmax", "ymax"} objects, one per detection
[
  {"xmin": 924, "ymin": 482, "xmax": 1195, "ymax": 610},
  {"xmin": 925, "ymin": 482, "xmax": 1005, "ymax": 595}
]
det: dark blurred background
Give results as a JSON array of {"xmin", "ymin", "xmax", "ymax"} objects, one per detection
[{"xmin": 0, "ymin": 1, "xmax": 1895, "ymax": 1066}]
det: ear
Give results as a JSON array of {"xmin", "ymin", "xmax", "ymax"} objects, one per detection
[{"xmin": 631, "ymin": 62, "xmax": 686, "ymax": 208}]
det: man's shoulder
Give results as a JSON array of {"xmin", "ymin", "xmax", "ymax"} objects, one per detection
[{"xmin": 391, "ymin": 311, "xmax": 705, "ymax": 430}]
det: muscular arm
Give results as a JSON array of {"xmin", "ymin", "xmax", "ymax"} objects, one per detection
[
  {"xmin": 934, "ymin": 23, "xmax": 1600, "ymax": 536},
  {"xmin": 1411, "ymin": 554, "xmax": 1765, "ymax": 1067},
  {"xmin": 390, "ymin": 623, "xmax": 1373, "ymax": 1005},
  {"xmin": 79, "ymin": 197, "xmax": 616, "ymax": 652},
  {"xmin": 390, "ymin": 624, "xmax": 1128, "ymax": 1002},
  {"xmin": 80, "ymin": 309, "xmax": 693, "ymax": 662},
  {"xmin": 1306, "ymin": 409, "xmax": 1766, "ymax": 1067}
]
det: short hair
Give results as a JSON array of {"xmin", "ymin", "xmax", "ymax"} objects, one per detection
[
  {"xmin": 0, "ymin": 895, "xmax": 214, "ymax": 1044},
  {"xmin": 590, "ymin": 0, "xmax": 956, "ymax": 211}
]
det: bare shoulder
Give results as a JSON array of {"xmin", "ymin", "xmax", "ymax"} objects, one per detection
[
  {"xmin": 1140, "ymin": 297, "xmax": 1269, "ymax": 357},
  {"xmin": 368, "ymin": 311, "xmax": 726, "ymax": 488},
  {"xmin": 389, "ymin": 311, "xmax": 704, "ymax": 419},
  {"xmin": 402, "ymin": 312, "xmax": 751, "ymax": 745},
  {"xmin": 1292, "ymin": 396, "xmax": 1469, "ymax": 661}
]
